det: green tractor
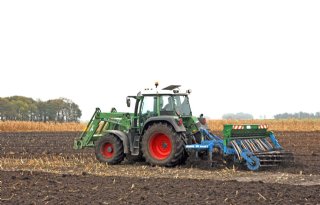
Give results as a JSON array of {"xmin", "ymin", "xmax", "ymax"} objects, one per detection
[
  {"xmin": 74, "ymin": 83, "xmax": 293, "ymax": 170},
  {"xmin": 74, "ymin": 84, "xmax": 204, "ymax": 166}
]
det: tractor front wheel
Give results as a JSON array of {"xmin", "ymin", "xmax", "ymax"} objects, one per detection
[
  {"xmin": 95, "ymin": 134, "xmax": 124, "ymax": 164},
  {"xmin": 142, "ymin": 123, "xmax": 186, "ymax": 167}
]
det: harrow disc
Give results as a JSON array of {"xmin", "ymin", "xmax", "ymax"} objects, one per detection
[{"xmin": 246, "ymin": 155, "xmax": 260, "ymax": 171}]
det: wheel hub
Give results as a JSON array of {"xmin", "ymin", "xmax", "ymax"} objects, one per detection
[
  {"xmin": 102, "ymin": 143, "xmax": 114, "ymax": 158},
  {"xmin": 162, "ymin": 142, "xmax": 168, "ymax": 149},
  {"xmin": 149, "ymin": 133, "xmax": 172, "ymax": 160}
]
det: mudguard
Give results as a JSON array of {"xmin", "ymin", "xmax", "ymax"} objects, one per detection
[{"xmin": 142, "ymin": 116, "xmax": 186, "ymax": 133}]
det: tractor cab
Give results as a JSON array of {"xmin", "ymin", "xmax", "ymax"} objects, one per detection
[
  {"xmin": 126, "ymin": 85, "xmax": 193, "ymax": 134},
  {"xmin": 159, "ymin": 94, "xmax": 192, "ymax": 116}
]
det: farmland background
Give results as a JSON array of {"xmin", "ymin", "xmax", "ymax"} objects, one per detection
[{"xmin": 1, "ymin": 119, "xmax": 320, "ymax": 132}]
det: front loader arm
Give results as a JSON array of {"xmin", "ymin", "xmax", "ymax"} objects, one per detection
[
  {"xmin": 74, "ymin": 108, "xmax": 102, "ymax": 149},
  {"xmin": 74, "ymin": 108, "xmax": 133, "ymax": 150}
]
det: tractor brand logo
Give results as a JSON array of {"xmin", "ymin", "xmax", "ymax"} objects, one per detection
[{"xmin": 185, "ymin": 144, "xmax": 209, "ymax": 149}]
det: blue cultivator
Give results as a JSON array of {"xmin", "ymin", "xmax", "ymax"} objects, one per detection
[{"xmin": 185, "ymin": 124, "xmax": 293, "ymax": 171}]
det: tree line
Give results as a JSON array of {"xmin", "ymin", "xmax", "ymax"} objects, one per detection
[
  {"xmin": 0, "ymin": 96, "xmax": 82, "ymax": 122},
  {"xmin": 222, "ymin": 112, "xmax": 320, "ymax": 120},
  {"xmin": 222, "ymin": 112, "xmax": 254, "ymax": 120},
  {"xmin": 274, "ymin": 112, "xmax": 320, "ymax": 119}
]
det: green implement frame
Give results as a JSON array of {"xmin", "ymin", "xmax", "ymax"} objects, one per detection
[{"xmin": 223, "ymin": 124, "xmax": 269, "ymax": 144}]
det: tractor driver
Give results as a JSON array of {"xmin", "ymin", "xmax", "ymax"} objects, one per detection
[{"xmin": 161, "ymin": 96, "xmax": 175, "ymax": 112}]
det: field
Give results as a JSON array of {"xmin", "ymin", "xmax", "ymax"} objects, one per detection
[
  {"xmin": 208, "ymin": 119, "xmax": 320, "ymax": 132},
  {"xmin": 0, "ymin": 121, "xmax": 85, "ymax": 132},
  {"xmin": 0, "ymin": 130, "xmax": 319, "ymax": 204},
  {"xmin": 1, "ymin": 119, "xmax": 320, "ymax": 132}
]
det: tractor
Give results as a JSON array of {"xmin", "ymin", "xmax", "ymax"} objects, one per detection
[{"xmin": 74, "ymin": 83, "xmax": 293, "ymax": 170}]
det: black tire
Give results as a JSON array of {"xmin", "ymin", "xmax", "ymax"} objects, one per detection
[
  {"xmin": 141, "ymin": 123, "xmax": 186, "ymax": 167},
  {"xmin": 95, "ymin": 134, "xmax": 124, "ymax": 165}
]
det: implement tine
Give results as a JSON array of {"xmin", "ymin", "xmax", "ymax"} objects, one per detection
[
  {"xmin": 251, "ymin": 139, "xmax": 260, "ymax": 152},
  {"xmin": 264, "ymin": 139, "xmax": 272, "ymax": 150},
  {"xmin": 258, "ymin": 139, "xmax": 269, "ymax": 151},
  {"xmin": 247, "ymin": 139, "xmax": 255, "ymax": 152},
  {"xmin": 235, "ymin": 140, "xmax": 243, "ymax": 153},
  {"xmin": 253, "ymin": 139, "xmax": 260, "ymax": 151},
  {"xmin": 256, "ymin": 139, "xmax": 267, "ymax": 151},
  {"xmin": 242, "ymin": 140, "xmax": 248, "ymax": 150},
  {"xmin": 231, "ymin": 140, "xmax": 241, "ymax": 160},
  {"xmin": 263, "ymin": 138, "xmax": 274, "ymax": 150},
  {"xmin": 254, "ymin": 139, "xmax": 263, "ymax": 151},
  {"xmin": 242, "ymin": 140, "xmax": 248, "ymax": 151},
  {"xmin": 240, "ymin": 140, "xmax": 248, "ymax": 150},
  {"xmin": 245, "ymin": 140, "xmax": 254, "ymax": 152}
]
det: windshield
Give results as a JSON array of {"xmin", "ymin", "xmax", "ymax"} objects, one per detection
[{"xmin": 160, "ymin": 95, "xmax": 192, "ymax": 116}]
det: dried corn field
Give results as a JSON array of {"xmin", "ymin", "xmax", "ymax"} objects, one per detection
[
  {"xmin": 0, "ymin": 121, "xmax": 85, "ymax": 132},
  {"xmin": 208, "ymin": 119, "xmax": 320, "ymax": 132},
  {"xmin": 1, "ymin": 119, "xmax": 320, "ymax": 132}
]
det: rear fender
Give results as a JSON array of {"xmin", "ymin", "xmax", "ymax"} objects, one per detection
[{"xmin": 142, "ymin": 116, "xmax": 186, "ymax": 133}]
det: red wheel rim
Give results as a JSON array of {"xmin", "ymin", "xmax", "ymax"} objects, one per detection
[
  {"xmin": 101, "ymin": 143, "xmax": 114, "ymax": 158},
  {"xmin": 149, "ymin": 133, "xmax": 172, "ymax": 160}
]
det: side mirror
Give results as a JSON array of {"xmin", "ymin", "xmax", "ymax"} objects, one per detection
[{"xmin": 126, "ymin": 97, "xmax": 131, "ymax": 107}]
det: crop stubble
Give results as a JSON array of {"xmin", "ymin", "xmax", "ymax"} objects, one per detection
[{"xmin": 0, "ymin": 131, "xmax": 319, "ymax": 204}]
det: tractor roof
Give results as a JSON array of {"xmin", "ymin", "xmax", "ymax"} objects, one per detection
[
  {"xmin": 139, "ymin": 89, "xmax": 189, "ymax": 96},
  {"xmin": 127, "ymin": 85, "xmax": 191, "ymax": 98},
  {"xmin": 162, "ymin": 85, "xmax": 181, "ymax": 90}
]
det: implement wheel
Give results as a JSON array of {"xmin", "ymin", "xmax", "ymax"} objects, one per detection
[
  {"xmin": 142, "ymin": 123, "xmax": 186, "ymax": 167},
  {"xmin": 246, "ymin": 155, "xmax": 260, "ymax": 171},
  {"xmin": 95, "ymin": 134, "xmax": 124, "ymax": 164}
]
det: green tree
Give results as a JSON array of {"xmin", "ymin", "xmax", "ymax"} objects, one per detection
[{"xmin": 0, "ymin": 96, "xmax": 82, "ymax": 122}]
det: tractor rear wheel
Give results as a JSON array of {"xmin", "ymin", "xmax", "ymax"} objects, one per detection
[
  {"xmin": 142, "ymin": 123, "xmax": 186, "ymax": 167},
  {"xmin": 95, "ymin": 134, "xmax": 124, "ymax": 164}
]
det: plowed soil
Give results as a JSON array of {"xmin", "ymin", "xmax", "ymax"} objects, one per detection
[
  {"xmin": 1, "ymin": 170, "xmax": 319, "ymax": 205},
  {"xmin": 0, "ymin": 131, "xmax": 319, "ymax": 204}
]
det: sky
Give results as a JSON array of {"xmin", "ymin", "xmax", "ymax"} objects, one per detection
[{"xmin": 0, "ymin": 1, "xmax": 319, "ymax": 121}]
